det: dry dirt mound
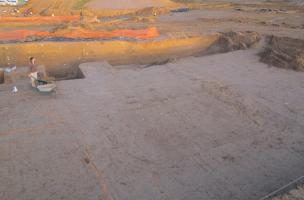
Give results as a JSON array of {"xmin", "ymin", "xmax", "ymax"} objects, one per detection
[
  {"xmin": 197, "ymin": 31, "xmax": 261, "ymax": 56},
  {"xmin": 217, "ymin": 31, "xmax": 261, "ymax": 52},
  {"xmin": 260, "ymin": 36, "xmax": 304, "ymax": 71}
]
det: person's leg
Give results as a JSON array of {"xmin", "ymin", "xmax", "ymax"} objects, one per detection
[
  {"xmin": 30, "ymin": 72, "xmax": 38, "ymax": 87},
  {"xmin": 10, "ymin": 71, "xmax": 18, "ymax": 93}
]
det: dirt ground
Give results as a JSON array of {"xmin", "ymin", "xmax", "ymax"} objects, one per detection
[
  {"xmin": 87, "ymin": 0, "xmax": 176, "ymax": 9},
  {"xmin": 273, "ymin": 185, "xmax": 304, "ymax": 200},
  {"xmin": 1, "ymin": 49, "xmax": 304, "ymax": 200},
  {"xmin": 0, "ymin": 1, "xmax": 304, "ymax": 200},
  {"xmin": 0, "ymin": 27, "xmax": 159, "ymax": 41}
]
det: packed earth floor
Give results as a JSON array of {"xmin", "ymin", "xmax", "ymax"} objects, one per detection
[
  {"xmin": 1, "ymin": 50, "xmax": 304, "ymax": 200},
  {"xmin": 0, "ymin": 1, "xmax": 304, "ymax": 200}
]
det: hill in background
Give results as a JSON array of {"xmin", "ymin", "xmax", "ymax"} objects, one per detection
[{"xmin": 19, "ymin": 0, "xmax": 180, "ymax": 16}]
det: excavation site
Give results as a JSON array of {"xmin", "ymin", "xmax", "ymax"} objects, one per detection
[{"xmin": 0, "ymin": 1, "xmax": 304, "ymax": 200}]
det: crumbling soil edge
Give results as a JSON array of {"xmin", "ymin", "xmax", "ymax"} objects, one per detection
[
  {"xmin": 259, "ymin": 35, "xmax": 304, "ymax": 72},
  {"xmin": 259, "ymin": 176, "xmax": 304, "ymax": 200}
]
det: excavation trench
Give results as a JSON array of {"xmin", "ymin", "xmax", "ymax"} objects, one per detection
[
  {"xmin": 0, "ymin": 27, "xmax": 160, "ymax": 42},
  {"xmin": 0, "ymin": 31, "xmax": 260, "ymax": 82}
]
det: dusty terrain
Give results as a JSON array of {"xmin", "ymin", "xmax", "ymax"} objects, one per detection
[
  {"xmin": 273, "ymin": 185, "xmax": 304, "ymax": 200},
  {"xmin": 260, "ymin": 36, "xmax": 304, "ymax": 71},
  {"xmin": 1, "ymin": 49, "xmax": 304, "ymax": 200},
  {"xmin": 87, "ymin": 0, "xmax": 176, "ymax": 9},
  {"xmin": 0, "ymin": 0, "xmax": 304, "ymax": 200}
]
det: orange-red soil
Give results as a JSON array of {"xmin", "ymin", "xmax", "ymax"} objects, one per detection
[
  {"xmin": 0, "ymin": 27, "xmax": 160, "ymax": 41},
  {"xmin": 0, "ymin": 16, "xmax": 80, "ymax": 24}
]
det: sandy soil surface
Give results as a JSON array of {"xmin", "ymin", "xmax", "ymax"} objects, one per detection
[
  {"xmin": 0, "ymin": 1, "xmax": 304, "ymax": 200},
  {"xmin": 1, "ymin": 49, "xmax": 304, "ymax": 200},
  {"xmin": 157, "ymin": 6, "xmax": 304, "ymax": 39},
  {"xmin": 272, "ymin": 184, "xmax": 304, "ymax": 200},
  {"xmin": 88, "ymin": 0, "xmax": 175, "ymax": 9}
]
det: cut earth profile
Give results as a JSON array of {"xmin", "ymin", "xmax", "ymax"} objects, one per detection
[{"xmin": 0, "ymin": 27, "xmax": 160, "ymax": 41}]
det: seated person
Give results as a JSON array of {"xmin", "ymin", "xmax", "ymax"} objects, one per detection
[{"xmin": 29, "ymin": 57, "xmax": 47, "ymax": 87}]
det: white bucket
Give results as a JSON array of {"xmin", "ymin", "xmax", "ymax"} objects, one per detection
[{"xmin": 37, "ymin": 83, "xmax": 56, "ymax": 92}]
